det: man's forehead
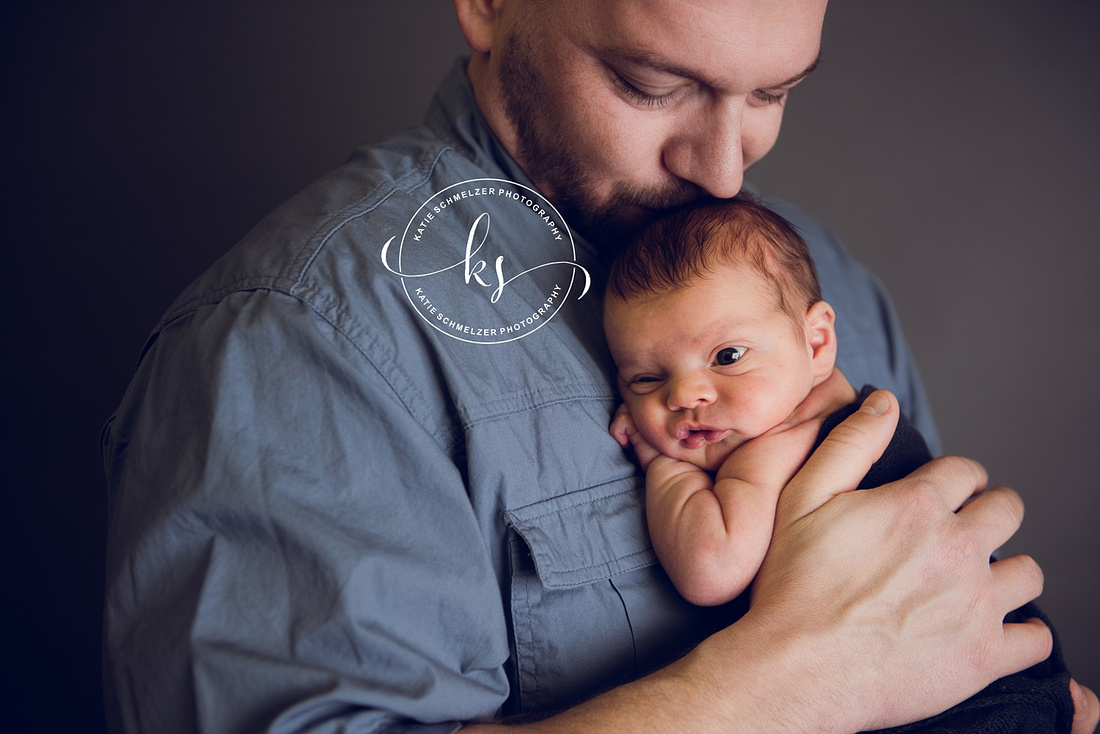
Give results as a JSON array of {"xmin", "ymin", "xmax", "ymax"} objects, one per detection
[
  {"xmin": 599, "ymin": 44, "xmax": 821, "ymax": 95},
  {"xmin": 555, "ymin": 0, "xmax": 826, "ymax": 88}
]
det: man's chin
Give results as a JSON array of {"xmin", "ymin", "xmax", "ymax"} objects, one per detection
[
  {"xmin": 564, "ymin": 212, "xmax": 635, "ymax": 255},
  {"xmin": 582, "ymin": 193, "xmax": 712, "ymax": 253},
  {"xmin": 612, "ymin": 202, "xmax": 659, "ymax": 227},
  {"xmin": 570, "ymin": 203, "xmax": 667, "ymax": 255}
]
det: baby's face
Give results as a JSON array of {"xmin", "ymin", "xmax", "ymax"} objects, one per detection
[{"xmin": 605, "ymin": 264, "xmax": 822, "ymax": 472}]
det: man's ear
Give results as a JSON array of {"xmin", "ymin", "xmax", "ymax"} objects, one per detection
[
  {"xmin": 454, "ymin": 0, "xmax": 506, "ymax": 54},
  {"xmin": 805, "ymin": 300, "xmax": 838, "ymax": 382}
]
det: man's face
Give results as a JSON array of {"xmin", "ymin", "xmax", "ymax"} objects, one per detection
[{"xmin": 487, "ymin": 0, "xmax": 826, "ymax": 246}]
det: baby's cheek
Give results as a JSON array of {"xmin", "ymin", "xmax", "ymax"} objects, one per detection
[
  {"xmin": 636, "ymin": 418, "xmax": 666, "ymax": 448},
  {"xmin": 635, "ymin": 407, "xmax": 674, "ymax": 452},
  {"xmin": 737, "ymin": 387, "xmax": 791, "ymax": 435}
]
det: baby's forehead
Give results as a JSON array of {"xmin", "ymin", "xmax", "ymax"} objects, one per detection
[
  {"xmin": 690, "ymin": 260, "xmax": 772, "ymax": 289},
  {"xmin": 607, "ymin": 260, "xmax": 780, "ymax": 313},
  {"xmin": 609, "ymin": 264, "xmax": 791, "ymax": 344}
]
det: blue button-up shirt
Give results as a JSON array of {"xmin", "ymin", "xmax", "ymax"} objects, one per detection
[{"xmin": 102, "ymin": 59, "xmax": 938, "ymax": 733}]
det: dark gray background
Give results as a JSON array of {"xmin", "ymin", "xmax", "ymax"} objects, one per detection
[{"xmin": 3, "ymin": 2, "xmax": 1096, "ymax": 730}]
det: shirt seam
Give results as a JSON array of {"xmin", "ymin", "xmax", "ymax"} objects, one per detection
[
  {"xmin": 461, "ymin": 388, "xmax": 616, "ymax": 430},
  {"xmin": 287, "ymin": 144, "xmax": 453, "ymax": 293},
  {"xmin": 508, "ymin": 483, "xmax": 639, "ymax": 524}
]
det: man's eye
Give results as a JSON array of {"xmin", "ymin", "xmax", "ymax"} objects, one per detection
[
  {"xmin": 750, "ymin": 88, "xmax": 789, "ymax": 107},
  {"xmin": 611, "ymin": 71, "xmax": 680, "ymax": 109},
  {"xmin": 715, "ymin": 347, "xmax": 746, "ymax": 365}
]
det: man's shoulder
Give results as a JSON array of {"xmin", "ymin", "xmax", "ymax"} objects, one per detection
[{"xmin": 159, "ymin": 127, "xmax": 487, "ymax": 327}]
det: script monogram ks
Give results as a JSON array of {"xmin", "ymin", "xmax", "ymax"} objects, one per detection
[{"xmin": 381, "ymin": 178, "xmax": 590, "ymax": 344}]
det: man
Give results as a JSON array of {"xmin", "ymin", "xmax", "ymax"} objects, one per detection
[{"xmin": 102, "ymin": 1, "xmax": 1097, "ymax": 731}]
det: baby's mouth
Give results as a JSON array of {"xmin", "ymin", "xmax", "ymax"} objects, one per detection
[{"xmin": 675, "ymin": 423, "xmax": 731, "ymax": 450}]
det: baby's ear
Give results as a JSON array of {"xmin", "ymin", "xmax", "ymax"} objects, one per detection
[{"xmin": 805, "ymin": 300, "xmax": 838, "ymax": 380}]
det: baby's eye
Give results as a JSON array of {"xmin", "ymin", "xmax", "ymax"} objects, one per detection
[
  {"xmin": 715, "ymin": 347, "xmax": 746, "ymax": 366},
  {"xmin": 625, "ymin": 374, "xmax": 664, "ymax": 395}
]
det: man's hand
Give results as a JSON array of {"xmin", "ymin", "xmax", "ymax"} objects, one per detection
[
  {"xmin": 1071, "ymin": 678, "xmax": 1099, "ymax": 734},
  {"xmin": 745, "ymin": 389, "xmax": 1052, "ymax": 730}
]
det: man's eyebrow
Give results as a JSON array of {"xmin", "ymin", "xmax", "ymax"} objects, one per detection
[
  {"xmin": 602, "ymin": 47, "xmax": 822, "ymax": 93},
  {"xmin": 777, "ymin": 53, "xmax": 821, "ymax": 88}
]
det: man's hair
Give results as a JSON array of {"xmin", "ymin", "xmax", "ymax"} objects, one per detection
[{"xmin": 606, "ymin": 194, "xmax": 822, "ymax": 322}]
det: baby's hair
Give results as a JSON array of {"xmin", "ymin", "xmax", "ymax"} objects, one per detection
[{"xmin": 607, "ymin": 194, "xmax": 822, "ymax": 323}]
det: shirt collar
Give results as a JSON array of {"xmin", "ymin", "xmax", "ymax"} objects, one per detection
[{"xmin": 425, "ymin": 58, "xmax": 537, "ymax": 191}]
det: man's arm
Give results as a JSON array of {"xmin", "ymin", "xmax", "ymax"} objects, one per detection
[
  {"xmin": 103, "ymin": 291, "xmax": 512, "ymax": 732},
  {"xmin": 465, "ymin": 390, "xmax": 1054, "ymax": 733}
]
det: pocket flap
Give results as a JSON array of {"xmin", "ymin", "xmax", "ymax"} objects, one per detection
[{"xmin": 504, "ymin": 478, "xmax": 657, "ymax": 588}]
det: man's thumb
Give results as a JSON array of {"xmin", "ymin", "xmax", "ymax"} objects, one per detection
[{"xmin": 776, "ymin": 389, "xmax": 900, "ymax": 524}]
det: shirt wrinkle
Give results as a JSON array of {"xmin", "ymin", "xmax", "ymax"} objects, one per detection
[{"xmin": 289, "ymin": 143, "xmax": 454, "ymax": 292}]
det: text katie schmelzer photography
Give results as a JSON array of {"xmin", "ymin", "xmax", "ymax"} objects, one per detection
[{"xmin": 380, "ymin": 178, "xmax": 591, "ymax": 344}]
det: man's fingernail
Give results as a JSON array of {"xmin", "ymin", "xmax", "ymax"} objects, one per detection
[{"xmin": 861, "ymin": 391, "xmax": 889, "ymax": 416}]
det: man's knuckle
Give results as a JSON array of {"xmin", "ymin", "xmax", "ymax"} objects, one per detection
[
  {"xmin": 1017, "ymin": 554, "xmax": 1045, "ymax": 593},
  {"xmin": 823, "ymin": 420, "xmax": 873, "ymax": 451},
  {"xmin": 900, "ymin": 477, "xmax": 943, "ymax": 515},
  {"xmin": 996, "ymin": 488, "xmax": 1025, "ymax": 526}
]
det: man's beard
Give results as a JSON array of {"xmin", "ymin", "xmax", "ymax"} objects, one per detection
[{"xmin": 498, "ymin": 28, "xmax": 706, "ymax": 254}]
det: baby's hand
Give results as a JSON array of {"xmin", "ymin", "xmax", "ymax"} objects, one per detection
[{"xmin": 610, "ymin": 403, "xmax": 663, "ymax": 470}]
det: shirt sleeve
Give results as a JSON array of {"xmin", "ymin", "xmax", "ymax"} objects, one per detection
[{"xmin": 102, "ymin": 289, "xmax": 510, "ymax": 733}]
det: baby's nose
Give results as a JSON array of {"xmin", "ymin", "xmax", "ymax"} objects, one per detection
[{"xmin": 666, "ymin": 374, "xmax": 716, "ymax": 411}]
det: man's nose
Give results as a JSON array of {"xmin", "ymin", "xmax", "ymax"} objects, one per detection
[
  {"xmin": 662, "ymin": 98, "xmax": 745, "ymax": 199},
  {"xmin": 666, "ymin": 373, "xmax": 716, "ymax": 411}
]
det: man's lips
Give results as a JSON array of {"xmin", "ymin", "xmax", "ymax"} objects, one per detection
[{"xmin": 674, "ymin": 423, "xmax": 732, "ymax": 450}]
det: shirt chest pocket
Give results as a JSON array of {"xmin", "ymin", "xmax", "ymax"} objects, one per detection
[{"xmin": 503, "ymin": 478, "xmax": 715, "ymax": 715}]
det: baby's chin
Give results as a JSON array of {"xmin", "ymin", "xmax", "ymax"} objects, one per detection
[{"xmin": 662, "ymin": 434, "xmax": 741, "ymax": 473}]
